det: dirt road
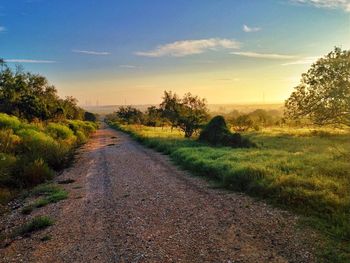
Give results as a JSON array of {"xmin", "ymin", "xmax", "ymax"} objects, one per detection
[{"xmin": 1, "ymin": 126, "xmax": 316, "ymax": 262}]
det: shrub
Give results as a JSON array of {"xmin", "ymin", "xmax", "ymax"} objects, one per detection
[
  {"xmin": 198, "ymin": 116, "xmax": 253, "ymax": 148},
  {"xmin": 75, "ymin": 130, "xmax": 87, "ymax": 144},
  {"xmin": 46, "ymin": 123, "xmax": 74, "ymax": 140},
  {"xmin": 0, "ymin": 113, "xmax": 21, "ymax": 130},
  {"xmin": 0, "ymin": 153, "xmax": 17, "ymax": 186},
  {"xmin": 0, "ymin": 129, "xmax": 21, "ymax": 153},
  {"xmin": 21, "ymin": 159, "xmax": 54, "ymax": 186},
  {"xmin": 17, "ymin": 128, "xmax": 70, "ymax": 169}
]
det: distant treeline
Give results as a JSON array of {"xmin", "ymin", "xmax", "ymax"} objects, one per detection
[{"xmin": 107, "ymin": 100, "xmax": 285, "ymax": 134}]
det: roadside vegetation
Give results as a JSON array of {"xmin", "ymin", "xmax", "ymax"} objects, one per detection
[
  {"xmin": 0, "ymin": 61, "xmax": 98, "ymax": 206},
  {"xmin": 108, "ymin": 48, "xmax": 350, "ymax": 262}
]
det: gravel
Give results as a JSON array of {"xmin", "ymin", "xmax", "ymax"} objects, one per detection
[{"xmin": 0, "ymin": 125, "xmax": 318, "ymax": 262}]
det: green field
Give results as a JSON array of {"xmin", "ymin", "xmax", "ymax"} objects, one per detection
[{"xmin": 110, "ymin": 123, "xmax": 350, "ymax": 261}]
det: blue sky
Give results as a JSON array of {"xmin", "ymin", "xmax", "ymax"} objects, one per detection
[{"xmin": 0, "ymin": 0, "xmax": 349, "ymax": 105}]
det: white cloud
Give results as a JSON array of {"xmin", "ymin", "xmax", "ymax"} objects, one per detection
[
  {"xmin": 119, "ymin": 65, "xmax": 137, "ymax": 68},
  {"xmin": 72, "ymin": 49, "xmax": 110, "ymax": 55},
  {"xmin": 243, "ymin": 24, "xmax": 261, "ymax": 33},
  {"xmin": 282, "ymin": 56, "xmax": 320, "ymax": 65},
  {"xmin": 135, "ymin": 38, "xmax": 241, "ymax": 57},
  {"xmin": 292, "ymin": 0, "xmax": 350, "ymax": 12},
  {"xmin": 231, "ymin": 51, "xmax": 295, "ymax": 59},
  {"xmin": 0, "ymin": 26, "xmax": 6, "ymax": 32},
  {"xmin": 5, "ymin": 59, "xmax": 56, "ymax": 63}
]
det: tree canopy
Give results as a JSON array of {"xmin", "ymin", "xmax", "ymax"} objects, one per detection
[
  {"xmin": 0, "ymin": 61, "xmax": 88, "ymax": 122},
  {"xmin": 285, "ymin": 47, "xmax": 350, "ymax": 126},
  {"xmin": 160, "ymin": 91, "xmax": 209, "ymax": 137}
]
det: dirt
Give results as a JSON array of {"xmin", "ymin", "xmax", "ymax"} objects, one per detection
[{"xmin": 0, "ymin": 125, "xmax": 318, "ymax": 263}]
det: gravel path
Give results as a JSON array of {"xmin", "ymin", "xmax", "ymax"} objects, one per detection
[{"xmin": 1, "ymin": 126, "xmax": 317, "ymax": 263}]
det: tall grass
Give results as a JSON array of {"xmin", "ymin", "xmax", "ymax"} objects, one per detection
[{"xmin": 110, "ymin": 122, "xmax": 350, "ymax": 262}]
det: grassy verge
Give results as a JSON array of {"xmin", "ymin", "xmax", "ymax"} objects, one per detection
[{"xmin": 109, "ymin": 122, "xmax": 350, "ymax": 262}]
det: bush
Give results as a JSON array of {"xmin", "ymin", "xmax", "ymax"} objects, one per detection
[
  {"xmin": 0, "ymin": 129, "xmax": 21, "ymax": 153},
  {"xmin": 0, "ymin": 153, "xmax": 17, "ymax": 186},
  {"xmin": 46, "ymin": 123, "xmax": 74, "ymax": 140},
  {"xmin": 17, "ymin": 128, "xmax": 70, "ymax": 169},
  {"xmin": 0, "ymin": 113, "xmax": 21, "ymax": 130},
  {"xmin": 198, "ymin": 116, "xmax": 253, "ymax": 148},
  {"xmin": 21, "ymin": 159, "xmax": 54, "ymax": 186}
]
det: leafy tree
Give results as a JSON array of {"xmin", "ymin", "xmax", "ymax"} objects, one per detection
[
  {"xmin": 160, "ymin": 91, "xmax": 209, "ymax": 138},
  {"xmin": 232, "ymin": 115, "xmax": 253, "ymax": 132},
  {"xmin": 144, "ymin": 106, "xmax": 163, "ymax": 127},
  {"xmin": 285, "ymin": 47, "xmax": 350, "ymax": 126},
  {"xmin": 0, "ymin": 61, "xmax": 85, "ymax": 121},
  {"xmin": 159, "ymin": 91, "xmax": 181, "ymax": 129},
  {"xmin": 116, "ymin": 106, "xmax": 143, "ymax": 124}
]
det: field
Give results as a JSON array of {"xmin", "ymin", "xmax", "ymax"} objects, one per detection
[{"xmin": 110, "ymin": 123, "xmax": 350, "ymax": 261}]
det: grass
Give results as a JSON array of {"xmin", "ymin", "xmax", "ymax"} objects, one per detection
[
  {"xmin": 16, "ymin": 216, "xmax": 54, "ymax": 236},
  {"xmin": 21, "ymin": 184, "xmax": 68, "ymax": 214},
  {"xmin": 110, "ymin": 122, "xmax": 350, "ymax": 262}
]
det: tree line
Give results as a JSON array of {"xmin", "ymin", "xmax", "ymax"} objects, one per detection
[
  {"xmin": 0, "ymin": 60, "xmax": 96, "ymax": 122},
  {"xmin": 107, "ymin": 47, "xmax": 349, "ymax": 137}
]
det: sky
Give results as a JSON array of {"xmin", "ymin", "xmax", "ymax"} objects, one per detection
[{"xmin": 0, "ymin": 0, "xmax": 349, "ymax": 105}]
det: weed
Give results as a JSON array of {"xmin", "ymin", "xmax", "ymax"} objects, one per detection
[
  {"xmin": 16, "ymin": 216, "xmax": 54, "ymax": 236},
  {"xmin": 22, "ymin": 184, "xmax": 68, "ymax": 214}
]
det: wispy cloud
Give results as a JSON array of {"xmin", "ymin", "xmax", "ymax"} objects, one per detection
[
  {"xmin": 5, "ymin": 59, "xmax": 56, "ymax": 63},
  {"xmin": 242, "ymin": 24, "xmax": 261, "ymax": 33},
  {"xmin": 231, "ymin": 51, "xmax": 295, "ymax": 59},
  {"xmin": 72, "ymin": 49, "xmax": 110, "ymax": 55},
  {"xmin": 282, "ymin": 56, "xmax": 320, "ymax": 65},
  {"xmin": 135, "ymin": 38, "xmax": 241, "ymax": 57},
  {"xmin": 0, "ymin": 26, "xmax": 6, "ymax": 32},
  {"xmin": 119, "ymin": 65, "xmax": 137, "ymax": 68},
  {"xmin": 291, "ymin": 0, "xmax": 350, "ymax": 12}
]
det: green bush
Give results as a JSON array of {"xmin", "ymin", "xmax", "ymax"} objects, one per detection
[
  {"xmin": 199, "ymin": 116, "xmax": 253, "ymax": 148},
  {"xmin": 0, "ymin": 113, "xmax": 21, "ymax": 130},
  {"xmin": 0, "ymin": 129, "xmax": 21, "ymax": 153},
  {"xmin": 46, "ymin": 123, "xmax": 74, "ymax": 140},
  {"xmin": 75, "ymin": 130, "xmax": 87, "ymax": 144},
  {"xmin": 0, "ymin": 153, "xmax": 17, "ymax": 186},
  {"xmin": 21, "ymin": 159, "xmax": 54, "ymax": 186},
  {"xmin": 17, "ymin": 128, "xmax": 70, "ymax": 169}
]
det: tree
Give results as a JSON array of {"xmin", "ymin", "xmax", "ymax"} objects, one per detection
[
  {"xmin": 285, "ymin": 47, "xmax": 350, "ymax": 126},
  {"xmin": 160, "ymin": 91, "xmax": 209, "ymax": 138},
  {"xmin": 232, "ymin": 114, "xmax": 253, "ymax": 132},
  {"xmin": 144, "ymin": 106, "xmax": 162, "ymax": 127},
  {"xmin": 115, "ymin": 106, "xmax": 143, "ymax": 124},
  {"xmin": 0, "ymin": 61, "xmax": 85, "ymax": 121}
]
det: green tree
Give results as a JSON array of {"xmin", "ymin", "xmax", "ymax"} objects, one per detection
[
  {"xmin": 160, "ymin": 91, "xmax": 209, "ymax": 138},
  {"xmin": 285, "ymin": 47, "xmax": 350, "ymax": 126},
  {"xmin": 0, "ymin": 61, "xmax": 85, "ymax": 121},
  {"xmin": 232, "ymin": 115, "xmax": 253, "ymax": 132},
  {"xmin": 116, "ymin": 106, "xmax": 143, "ymax": 124}
]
